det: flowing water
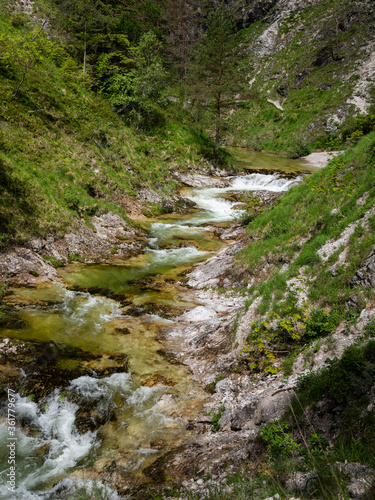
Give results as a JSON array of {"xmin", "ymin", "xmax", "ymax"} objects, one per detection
[{"xmin": 0, "ymin": 153, "xmax": 309, "ymax": 499}]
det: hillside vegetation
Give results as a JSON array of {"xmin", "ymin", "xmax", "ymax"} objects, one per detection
[
  {"xmin": 0, "ymin": 1, "xmax": 227, "ymax": 245},
  {"xmin": 225, "ymin": 0, "xmax": 375, "ymax": 154}
]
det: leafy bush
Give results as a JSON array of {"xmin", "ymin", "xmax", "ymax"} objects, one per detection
[
  {"xmin": 43, "ymin": 255, "xmax": 64, "ymax": 269},
  {"xmin": 261, "ymin": 421, "xmax": 301, "ymax": 458},
  {"xmin": 305, "ymin": 308, "xmax": 340, "ymax": 338},
  {"xmin": 286, "ymin": 138, "xmax": 311, "ymax": 159}
]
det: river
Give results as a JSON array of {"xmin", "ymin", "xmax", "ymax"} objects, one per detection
[{"xmin": 0, "ymin": 153, "xmax": 313, "ymax": 499}]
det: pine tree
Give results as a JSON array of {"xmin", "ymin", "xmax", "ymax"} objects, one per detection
[
  {"xmin": 189, "ymin": 2, "xmax": 249, "ymax": 148},
  {"xmin": 162, "ymin": 0, "xmax": 200, "ymax": 107}
]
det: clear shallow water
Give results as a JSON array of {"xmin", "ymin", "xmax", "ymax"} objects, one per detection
[
  {"xmin": 0, "ymin": 154, "xmax": 308, "ymax": 498},
  {"xmin": 231, "ymin": 148, "xmax": 318, "ymax": 173}
]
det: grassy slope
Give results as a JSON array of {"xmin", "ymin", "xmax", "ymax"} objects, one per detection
[
  {"xmin": 216, "ymin": 134, "xmax": 375, "ymax": 498},
  {"xmin": 240, "ymin": 132, "xmax": 375, "ymax": 310},
  {"xmin": 0, "ymin": 10, "xmax": 228, "ymax": 246},
  {"xmin": 227, "ymin": 0, "xmax": 375, "ymax": 153}
]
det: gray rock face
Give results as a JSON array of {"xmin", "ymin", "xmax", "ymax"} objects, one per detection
[
  {"xmin": 230, "ymin": 403, "xmax": 256, "ymax": 430},
  {"xmin": 234, "ymin": 0, "xmax": 278, "ymax": 28},
  {"xmin": 0, "ymin": 248, "xmax": 58, "ymax": 284},
  {"xmin": 0, "ymin": 212, "xmax": 142, "ymax": 284},
  {"xmin": 285, "ymin": 471, "xmax": 317, "ymax": 493},
  {"xmin": 173, "ymin": 172, "xmax": 230, "ymax": 188},
  {"xmin": 350, "ymin": 247, "xmax": 375, "ymax": 288},
  {"xmin": 336, "ymin": 462, "xmax": 375, "ymax": 500}
]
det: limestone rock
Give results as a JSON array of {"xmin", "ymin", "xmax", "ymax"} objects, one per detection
[
  {"xmin": 350, "ymin": 247, "xmax": 375, "ymax": 288},
  {"xmin": 285, "ymin": 471, "xmax": 317, "ymax": 493},
  {"xmin": 173, "ymin": 172, "xmax": 230, "ymax": 188},
  {"xmin": 0, "ymin": 247, "xmax": 58, "ymax": 284}
]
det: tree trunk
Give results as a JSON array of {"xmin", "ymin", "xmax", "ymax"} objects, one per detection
[
  {"xmin": 215, "ymin": 93, "xmax": 221, "ymax": 149},
  {"xmin": 83, "ymin": 20, "xmax": 87, "ymax": 74}
]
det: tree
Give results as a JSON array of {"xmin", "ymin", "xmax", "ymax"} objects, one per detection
[
  {"xmin": 106, "ymin": 31, "xmax": 168, "ymax": 127},
  {"xmin": 53, "ymin": 0, "xmax": 167, "ymax": 88},
  {"xmin": 189, "ymin": 2, "xmax": 249, "ymax": 148},
  {"xmin": 0, "ymin": 23, "xmax": 63, "ymax": 100},
  {"xmin": 162, "ymin": 0, "xmax": 200, "ymax": 107}
]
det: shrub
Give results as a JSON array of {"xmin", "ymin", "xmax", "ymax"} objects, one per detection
[
  {"xmin": 305, "ymin": 308, "xmax": 340, "ymax": 338},
  {"xmin": 286, "ymin": 138, "xmax": 311, "ymax": 159}
]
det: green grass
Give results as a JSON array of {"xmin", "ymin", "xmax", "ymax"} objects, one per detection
[
  {"xmin": 236, "ymin": 133, "xmax": 375, "ymax": 376},
  {"xmin": 0, "ymin": 10, "xmax": 231, "ymax": 246}
]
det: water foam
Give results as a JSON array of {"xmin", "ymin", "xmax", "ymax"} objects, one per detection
[
  {"xmin": 183, "ymin": 173, "xmax": 301, "ymax": 223},
  {"xmin": 146, "ymin": 246, "xmax": 209, "ymax": 267},
  {"xmin": 229, "ymin": 173, "xmax": 301, "ymax": 191},
  {"xmin": 59, "ymin": 287, "xmax": 121, "ymax": 331},
  {"xmin": 0, "ymin": 392, "xmax": 96, "ymax": 499}
]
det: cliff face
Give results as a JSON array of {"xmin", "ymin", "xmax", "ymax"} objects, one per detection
[{"xmin": 224, "ymin": 0, "xmax": 375, "ymax": 149}]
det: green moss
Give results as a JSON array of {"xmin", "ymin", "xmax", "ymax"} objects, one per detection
[{"xmin": 43, "ymin": 255, "xmax": 64, "ymax": 268}]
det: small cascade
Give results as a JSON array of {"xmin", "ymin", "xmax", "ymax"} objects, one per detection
[
  {"xmin": 0, "ymin": 373, "xmax": 174, "ymax": 499},
  {"xmin": 229, "ymin": 173, "xmax": 302, "ymax": 191},
  {"xmin": 184, "ymin": 172, "xmax": 301, "ymax": 224}
]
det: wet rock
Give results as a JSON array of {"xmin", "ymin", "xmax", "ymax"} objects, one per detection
[
  {"xmin": 350, "ymin": 247, "xmax": 375, "ymax": 288},
  {"xmin": 114, "ymin": 326, "xmax": 132, "ymax": 335},
  {"xmin": 150, "ymin": 439, "xmax": 165, "ymax": 450},
  {"xmin": 181, "ymin": 306, "xmax": 217, "ymax": 322},
  {"xmin": 75, "ymin": 408, "xmax": 117, "ymax": 432},
  {"xmin": 142, "ymin": 374, "xmax": 177, "ymax": 387},
  {"xmin": 1, "ymin": 212, "xmax": 143, "ymax": 285}
]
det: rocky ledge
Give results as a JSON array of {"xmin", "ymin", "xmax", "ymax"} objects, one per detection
[{"xmin": 0, "ymin": 212, "xmax": 144, "ymax": 285}]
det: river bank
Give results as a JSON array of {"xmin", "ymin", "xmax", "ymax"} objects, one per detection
[{"xmin": 0, "ymin": 154, "xmax": 312, "ymax": 499}]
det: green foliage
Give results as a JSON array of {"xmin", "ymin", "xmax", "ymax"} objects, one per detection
[
  {"xmin": 209, "ymin": 405, "xmax": 224, "ymax": 432},
  {"xmin": 305, "ymin": 308, "xmax": 340, "ymax": 339},
  {"xmin": 106, "ymin": 31, "xmax": 168, "ymax": 127},
  {"xmin": 0, "ymin": 280, "xmax": 8, "ymax": 324},
  {"xmin": 0, "ymin": 9, "xmax": 228, "ymax": 243},
  {"xmin": 297, "ymin": 342, "xmax": 375, "ymax": 405},
  {"xmin": 261, "ymin": 421, "xmax": 301, "ymax": 459},
  {"xmin": 68, "ymin": 252, "xmax": 84, "ymax": 262},
  {"xmin": 73, "ymin": 480, "xmax": 116, "ymax": 500},
  {"xmin": 235, "ymin": 193, "xmax": 263, "ymax": 225},
  {"xmin": 43, "ymin": 255, "xmax": 64, "ymax": 269},
  {"xmin": 0, "ymin": 24, "xmax": 64, "ymax": 98},
  {"xmin": 308, "ymin": 433, "xmax": 329, "ymax": 458},
  {"xmin": 242, "ymin": 320, "xmax": 279, "ymax": 373},
  {"xmin": 286, "ymin": 138, "xmax": 311, "ymax": 159},
  {"xmin": 189, "ymin": 2, "xmax": 250, "ymax": 147},
  {"xmin": 341, "ymin": 104, "xmax": 375, "ymax": 143},
  {"xmin": 364, "ymin": 318, "xmax": 375, "ymax": 338}
]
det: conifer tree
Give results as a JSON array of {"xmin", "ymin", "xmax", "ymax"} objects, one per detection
[
  {"xmin": 162, "ymin": 0, "xmax": 199, "ymax": 107},
  {"xmin": 189, "ymin": 2, "xmax": 249, "ymax": 148}
]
